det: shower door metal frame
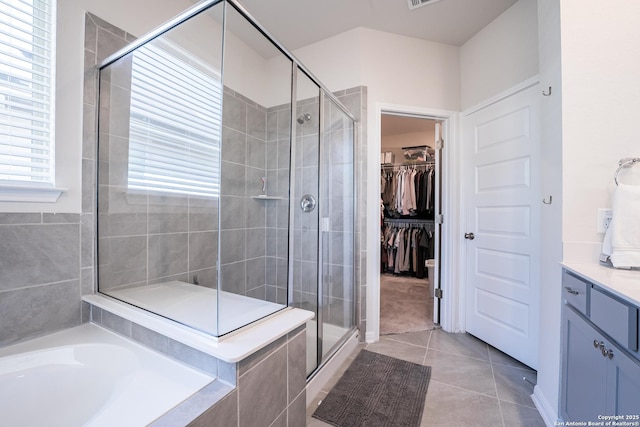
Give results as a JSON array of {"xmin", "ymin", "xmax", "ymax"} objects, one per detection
[{"xmin": 315, "ymin": 92, "xmax": 325, "ymax": 371}]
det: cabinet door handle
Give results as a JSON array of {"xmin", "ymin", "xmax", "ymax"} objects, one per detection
[
  {"xmin": 564, "ymin": 287, "xmax": 579, "ymax": 295},
  {"xmin": 593, "ymin": 339, "xmax": 600, "ymax": 348},
  {"xmin": 606, "ymin": 348, "xmax": 614, "ymax": 360}
]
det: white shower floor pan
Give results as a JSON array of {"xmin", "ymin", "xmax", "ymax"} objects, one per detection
[{"xmin": 107, "ymin": 281, "xmax": 285, "ymax": 336}]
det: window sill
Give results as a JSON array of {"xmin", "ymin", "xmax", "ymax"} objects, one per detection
[{"xmin": 0, "ymin": 185, "xmax": 66, "ymax": 203}]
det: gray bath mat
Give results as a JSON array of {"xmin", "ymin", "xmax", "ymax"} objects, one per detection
[{"xmin": 312, "ymin": 350, "xmax": 431, "ymax": 427}]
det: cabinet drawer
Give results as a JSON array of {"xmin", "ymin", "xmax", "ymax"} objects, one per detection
[
  {"xmin": 562, "ymin": 271, "xmax": 588, "ymax": 315},
  {"xmin": 590, "ymin": 287, "xmax": 639, "ymax": 352}
]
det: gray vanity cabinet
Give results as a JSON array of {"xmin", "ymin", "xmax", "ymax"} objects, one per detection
[
  {"xmin": 561, "ymin": 306, "xmax": 608, "ymax": 420},
  {"xmin": 560, "ymin": 270, "xmax": 640, "ymax": 421}
]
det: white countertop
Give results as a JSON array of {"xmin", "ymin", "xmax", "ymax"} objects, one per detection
[{"xmin": 562, "ymin": 262, "xmax": 640, "ymax": 307}]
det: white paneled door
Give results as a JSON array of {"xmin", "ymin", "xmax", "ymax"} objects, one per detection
[{"xmin": 463, "ymin": 83, "xmax": 540, "ymax": 369}]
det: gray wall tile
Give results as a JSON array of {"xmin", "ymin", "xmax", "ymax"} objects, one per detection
[
  {"xmin": 238, "ymin": 344, "xmax": 288, "ymax": 427},
  {"xmin": 189, "ymin": 231, "xmax": 218, "ymax": 272},
  {"xmin": 148, "ymin": 233, "xmax": 188, "ymax": 280},
  {"xmin": 220, "ymin": 196, "xmax": 245, "ymax": 230},
  {"xmin": 0, "ymin": 213, "xmax": 41, "ymax": 224},
  {"xmin": 81, "ymin": 213, "xmax": 94, "ymax": 268},
  {"xmin": 167, "ymin": 340, "xmax": 218, "ymax": 376},
  {"xmin": 98, "ymin": 235, "xmax": 147, "ymax": 289},
  {"xmin": 0, "ymin": 280, "xmax": 81, "ymax": 347},
  {"xmin": 43, "ymin": 213, "xmax": 80, "ymax": 224},
  {"xmin": 84, "ymin": 50, "xmax": 98, "ymax": 106},
  {"xmin": 190, "ymin": 267, "xmax": 217, "ymax": 289},
  {"xmin": 287, "ymin": 392, "xmax": 306, "ymax": 427},
  {"xmin": 220, "ymin": 262, "xmax": 245, "ymax": 295},
  {"xmin": 148, "ymin": 197, "xmax": 189, "ymax": 234},
  {"xmin": 217, "ymin": 360, "xmax": 237, "ymax": 386},
  {"xmin": 187, "ymin": 389, "xmax": 238, "ymax": 427},
  {"xmin": 245, "ymin": 228, "xmax": 265, "ymax": 260},
  {"xmin": 220, "ymin": 161, "xmax": 246, "ymax": 197},
  {"xmin": 219, "ymin": 230, "xmax": 245, "ymax": 264},
  {"xmin": 270, "ymin": 411, "xmax": 287, "ymax": 427},
  {"xmin": 96, "ymin": 26, "xmax": 129, "ymax": 63},
  {"xmin": 81, "ymin": 267, "xmax": 94, "ymax": 295},
  {"xmin": 221, "ymin": 127, "xmax": 246, "ymax": 164},
  {"xmin": 246, "ymin": 285, "xmax": 265, "ymax": 299},
  {"xmin": 83, "ymin": 103, "xmax": 97, "ymax": 160},
  {"xmin": 246, "ymin": 257, "xmax": 265, "ymax": 289},
  {"xmin": 82, "ymin": 159, "xmax": 95, "ymax": 213},
  {"xmin": 0, "ymin": 224, "xmax": 80, "ymax": 292},
  {"xmin": 132, "ymin": 323, "xmax": 169, "ymax": 354},
  {"xmin": 287, "ymin": 330, "xmax": 306, "ymax": 403},
  {"xmin": 84, "ymin": 13, "xmax": 98, "ymax": 54},
  {"xmin": 101, "ymin": 309, "xmax": 132, "ymax": 337},
  {"xmin": 222, "ymin": 91, "xmax": 247, "ymax": 133},
  {"xmin": 247, "ymin": 104, "xmax": 266, "ymax": 140},
  {"xmin": 238, "ymin": 335, "xmax": 287, "ymax": 376},
  {"xmin": 189, "ymin": 197, "xmax": 218, "ymax": 232}
]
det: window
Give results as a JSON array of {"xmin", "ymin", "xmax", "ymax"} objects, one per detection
[
  {"xmin": 127, "ymin": 42, "xmax": 222, "ymax": 199},
  {"xmin": 0, "ymin": 0, "xmax": 56, "ymax": 191}
]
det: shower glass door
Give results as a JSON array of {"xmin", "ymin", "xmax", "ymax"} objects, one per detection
[
  {"xmin": 292, "ymin": 68, "xmax": 356, "ymax": 376},
  {"xmin": 292, "ymin": 68, "xmax": 321, "ymax": 375},
  {"xmin": 320, "ymin": 93, "xmax": 355, "ymax": 358}
]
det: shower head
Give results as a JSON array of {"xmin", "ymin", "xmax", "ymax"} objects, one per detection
[{"xmin": 297, "ymin": 113, "xmax": 312, "ymax": 124}]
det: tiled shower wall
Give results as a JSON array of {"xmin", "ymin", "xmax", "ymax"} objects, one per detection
[
  {"xmin": 0, "ymin": 11, "xmax": 368, "ymax": 349},
  {"xmin": 219, "ymin": 88, "xmax": 290, "ymax": 302}
]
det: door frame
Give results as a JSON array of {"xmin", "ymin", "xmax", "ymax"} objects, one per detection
[{"xmin": 369, "ymin": 102, "xmax": 461, "ymax": 342}]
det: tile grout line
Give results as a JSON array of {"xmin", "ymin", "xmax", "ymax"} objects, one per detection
[
  {"xmin": 488, "ymin": 348, "xmax": 507, "ymax": 427},
  {"xmin": 427, "ymin": 378, "xmax": 503, "ymax": 401},
  {"xmin": 422, "ymin": 330, "xmax": 433, "ymax": 366}
]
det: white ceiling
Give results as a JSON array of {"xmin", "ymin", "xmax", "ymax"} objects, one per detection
[{"xmin": 236, "ymin": 0, "xmax": 518, "ymax": 50}]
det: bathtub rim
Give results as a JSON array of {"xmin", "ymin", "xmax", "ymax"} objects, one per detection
[{"xmin": 83, "ymin": 293, "xmax": 314, "ymax": 363}]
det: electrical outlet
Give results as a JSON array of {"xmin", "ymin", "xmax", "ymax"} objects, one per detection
[{"xmin": 597, "ymin": 208, "xmax": 613, "ymax": 233}]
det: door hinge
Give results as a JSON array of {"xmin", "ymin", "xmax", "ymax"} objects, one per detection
[
  {"xmin": 434, "ymin": 288, "xmax": 443, "ymax": 299},
  {"xmin": 435, "ymin": 214, "xmax": 444, "ymax": 224},
  {"xmin": 436, "ymin": 139, "xmax": 444, "ymax": 150}
]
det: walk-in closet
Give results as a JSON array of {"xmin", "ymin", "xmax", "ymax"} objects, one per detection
[{"xmin": 379, "ymin": 114, "xmax": 442, "ymax": 335}]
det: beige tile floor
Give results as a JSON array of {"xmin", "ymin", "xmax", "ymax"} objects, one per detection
[{"xmin": 306, "ymin": 329, "xmax": 546, "ymax": 427}]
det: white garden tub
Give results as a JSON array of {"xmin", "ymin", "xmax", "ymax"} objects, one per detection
[{"xmin": 0, "ymin": 323, "xmax": 214, "ymax": 427}]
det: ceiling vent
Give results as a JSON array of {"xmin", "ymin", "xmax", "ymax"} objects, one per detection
[{"xmin": 407, "ymin": 0, "xmax": 444, "ymax": 10}]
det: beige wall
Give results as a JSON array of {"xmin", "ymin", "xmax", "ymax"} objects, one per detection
[
  {"xmin": 460, "ymin": 0, "xmax": 539, "ymax": 110},
  {"xmin": 561, "ymin": 0, "xmax": 640, "ymax": 262}
]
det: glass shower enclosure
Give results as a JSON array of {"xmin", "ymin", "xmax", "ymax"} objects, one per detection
[{"xmin": 95, "ymin": 0, "xmax": 356, "ymax": 376}]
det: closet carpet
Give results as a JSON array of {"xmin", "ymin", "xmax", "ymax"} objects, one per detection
[{"xmin": 380, "ymin": 274, "xmax": 435, "ymax": 335}]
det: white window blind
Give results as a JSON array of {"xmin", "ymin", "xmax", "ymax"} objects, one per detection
[
  {"xmin": 0, "ymin": 0, "xmax": 56, "ymax": 186},
  {"xmin": 128, "ymin": 42, "xmax": 221, "ymax": 198}
]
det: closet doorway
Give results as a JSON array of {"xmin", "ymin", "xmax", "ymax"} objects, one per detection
[{"xmin": 379, "ymin": 113, "xmax": 443, "ymax": 336}]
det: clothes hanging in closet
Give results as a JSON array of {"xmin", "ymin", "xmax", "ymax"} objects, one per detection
[
  {"xmin": 381, "ymin": 223, "xmax": 434, "ymax": 278},
  {"xmin": 381, "ymin": 165, "xmax": 435, "ymax": 219}
]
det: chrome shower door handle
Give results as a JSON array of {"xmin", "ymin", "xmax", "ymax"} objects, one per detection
[{"xmin": 300, "ymin": 194, "xmax": 317, "ymax": 212}]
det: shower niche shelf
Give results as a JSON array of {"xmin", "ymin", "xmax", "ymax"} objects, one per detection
[{"xmin": 251, "ymin": 195, "xmax": 286, "ymax": 200}]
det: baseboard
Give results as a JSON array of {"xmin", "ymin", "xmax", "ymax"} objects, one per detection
[
  {"xmin": 365, "ymin": 330, "xmax": 377, "ymax": 343},
  {"xmin": 306, "ymin": 331, "xmax": 359, "ymax": 407},
  {"xmin": 532, "ymin": 385, "xmax": 559, "ymax": 427}
]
